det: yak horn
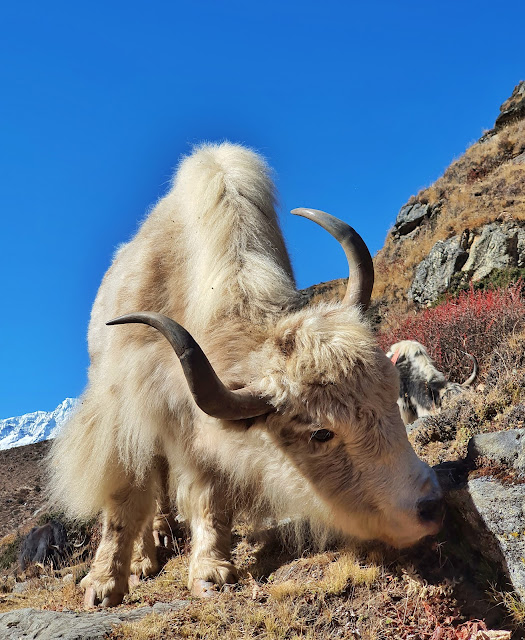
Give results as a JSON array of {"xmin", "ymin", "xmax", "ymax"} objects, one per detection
[
  {"xmin": 462, "ymin": 352, "xmax": 479, "ymax": 387},
  {"xmin": 291, "ymin": 208, "xmax": 374, "ymax": 310},
  {"xmin": 107, "ymin": 312, "xmax": 273, "ymax": 420}
]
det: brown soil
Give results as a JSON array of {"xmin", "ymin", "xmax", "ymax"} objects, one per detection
[{"xmin": 0, "ymin": 441, "xmax": 51, "ymax": 540}]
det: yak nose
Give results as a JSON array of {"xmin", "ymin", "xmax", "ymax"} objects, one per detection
[{"xmin": 417, "ymin": 496, "xmax": 444, "ymax": 524}]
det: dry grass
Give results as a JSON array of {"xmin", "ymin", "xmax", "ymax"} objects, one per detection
[
  {"xmin": 499, "ymin": 592, "xmax": 525, "ymax": 626},
  {"xmin": 113, "ymin": 612, "xmax": 172, "ymax": 640},
  {"xmin": 104, "ymin": 528, "xmax": 517, "ymax": 639},
  {"xmin": 109, "ymin": 544, "xmax": 386, "ymax": 639},
  {"xmin": 267, "ymin": 551, "xmax": 379, "ymax": 602},
  {"xmin": 0, "ymin": 575, "xmax": 83, "ymax": 613},
  {"xmin": 0, "ymin": 491, "xmax": 520, "ymax": 638}
]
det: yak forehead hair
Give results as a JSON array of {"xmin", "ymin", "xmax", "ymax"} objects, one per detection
[{"xmin": 257, "ymin": 302, "xmax": 398, "ymax": 423}]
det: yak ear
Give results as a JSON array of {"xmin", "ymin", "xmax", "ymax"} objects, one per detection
[{"xmin": 107, "ymin": 312, "xmax": 275, "ymax": 421}]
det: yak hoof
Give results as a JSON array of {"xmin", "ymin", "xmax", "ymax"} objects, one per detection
[
  {"xmin": 101, "ymin": 591, "xmax": 125, "ymax": 608},
  {"xmin": 191, "ymin": 579, "xmax": 219, "ymax": 598},
  {"xmin": 128, "ymin": 574, "xmax": 141, "ymax": 588},
  {"xmin": 84, "ymin": 586, "xmax": 97, "ymax": 609},
  {"xmin": 84, "ymin": 586, "xmax": 125, "ymax": 608},
  {"xmin": 153, "ymin": 529, "xmax": 174, "ymax": 550}
]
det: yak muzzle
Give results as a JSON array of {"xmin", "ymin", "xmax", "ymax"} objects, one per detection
[{"xmin": 416, "ymin": 496, "xmax": 444, "ymax": 525}]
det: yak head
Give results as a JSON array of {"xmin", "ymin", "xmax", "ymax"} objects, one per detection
[{"xmin": 108, "ymin": 209, "xmax": 443, "ymax": 548}]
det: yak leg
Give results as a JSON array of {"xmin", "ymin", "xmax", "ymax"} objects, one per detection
[
  {"xmin": 130, "ymin": 520, "xmax": 159, "ymax": 579},
  {"xmin": 152, "ymin": 456, "xmax": 179, "ymax": 549},
  {"xmin": 81, "ymin": 480, "xmax": 155, "ymax": 608},
  {"xmin": 187, "ymin": 480, "xmax": 237, "ymax": 597}
]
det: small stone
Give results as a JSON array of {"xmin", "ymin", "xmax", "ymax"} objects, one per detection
[{"xmin": 12, "ymin": 581, "xmax": 28, "ymax": 593}]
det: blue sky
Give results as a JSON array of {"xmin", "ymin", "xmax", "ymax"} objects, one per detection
[{"xmin": 1, "ymin": 0, "xmax": 524, "ymax": 417}]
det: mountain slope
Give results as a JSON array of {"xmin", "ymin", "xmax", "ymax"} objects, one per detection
[
  {"xmin": 0, "ymin": 398, "xmax": 76, "ymax": 451},
  {"xmin": 373, "ymin": 81, "xmax": 525, "ymax": 312}
]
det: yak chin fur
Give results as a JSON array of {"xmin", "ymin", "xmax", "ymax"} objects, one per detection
[{"xmin": 48, "ymin": 142, "xmax": 441, "ymax": 603}]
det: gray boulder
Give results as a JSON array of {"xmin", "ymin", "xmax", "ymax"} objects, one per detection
[
  {"xmin": 408, "ymin": 237, "xmax": 468, "ymax": 304},
  {"xmin": 0, "ymin": 601, "xmax": 188, "ymax": 640},
  {"xmin": 409, "ymin": 222, "xmax": 525, "ymax": 304},
  {"xmin": 393, "ymin": 203, "xmax": 431, "ymax": 237},
  {"xmin": 446, "ymin": 477, "xmax": 525, "ymax": 601},
  {"xmin": 437, "ymin": 429, "xmax": 525, "ymax": 601},
  {"xmin": 467, "ymin": 429, "xmax": 525, "ymax": 473}
]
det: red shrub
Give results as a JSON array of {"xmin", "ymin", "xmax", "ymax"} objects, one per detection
[{"xmin": 378, "ymin": 281, "xmax": 525, "ymax": 382}]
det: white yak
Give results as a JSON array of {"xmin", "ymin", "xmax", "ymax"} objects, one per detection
[{"xmin": 50, "ymin": 143, "xmax": 442, "ymax": 606}]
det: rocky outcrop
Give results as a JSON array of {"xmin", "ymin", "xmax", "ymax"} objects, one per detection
[
  {"xmin": 408, "ymin": 221, "xmax": 525, "ymax": 304},
  {"xmin": 495, "ymin": 81, "xmax": 525, "ymax": 132},
  {"xmin": 462, "ymin": 223, "xmax": 525, "ymax": 280},
  {"xmin": 408, "ymin": 236, "xmax": 468, "ymax": 304},
  {"xmin": 392, "ymin": 203, "xmax": 433, "ymax": 237},
  {"xmin": 0, "ymin": 601, "xmax": 189, "ymax": 640},
  {"xmin": 416, "ymin": 426, "xmax": 525, "ymax": 602}
]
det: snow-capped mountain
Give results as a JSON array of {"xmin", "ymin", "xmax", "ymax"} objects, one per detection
[{"xmin": 0, "ymin": 398, "xmax": 77, "ymax": 450}]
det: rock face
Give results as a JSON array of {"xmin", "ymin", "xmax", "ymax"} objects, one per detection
[
  {"xmin": 408, "ymin": 237, "xmax": 468, "ymax": 304},
  {"xmin": 462, "ymin": 223, "xmax": 525, "ymax": 281},
  {"xmin": 408, "ymin": 222, "xmax": 525, "ymax": 304},
  {"xmin": 447, "ymin": 477, "xmax": 525, "ymax": 601}
]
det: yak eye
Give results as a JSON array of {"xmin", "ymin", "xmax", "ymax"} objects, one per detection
[{"xmin": 311, "ymin": 429, "xmax": 334, "ymax": 442}]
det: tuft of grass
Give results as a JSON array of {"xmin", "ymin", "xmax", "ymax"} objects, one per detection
[
  {"xmin": 499, "ymin": 591, "xmax": 525, "ymax": 625},
  {"xmin": 112, "ymin": 613, "xmax": 170, "ymax": 640},
  {"xmin": 0, "ymin": 533, "xmax": 22, "ymax": 570},
  {"xmin": 317, "ymin": 551, "xmax": 379, "ymax": 595},
  {"xmin": 268, "ymin": 579, "xmax": 308, "ymax": 601}
]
